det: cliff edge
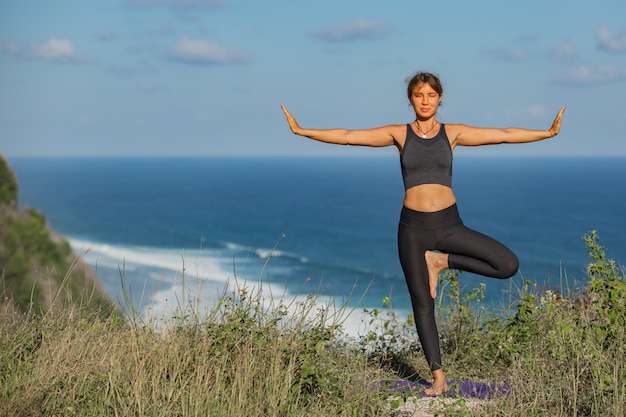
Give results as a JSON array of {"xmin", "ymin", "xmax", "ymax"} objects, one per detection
[{"xmin": 0, "ymin": 154, "xmax": 117, "ymax": 319}]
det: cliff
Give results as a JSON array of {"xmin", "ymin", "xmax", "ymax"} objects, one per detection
[{"xmin": 0, "ymin": 154, "xmax": 117, "ymax": 319}]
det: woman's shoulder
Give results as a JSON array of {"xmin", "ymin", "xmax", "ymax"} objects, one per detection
[
  {"xmin": 440, "ymin": 123, "xmax": 473, "ymax": 138},
  {"xmin": 380, "ymin": 123, "xmax": 409, "ymax": 138},
  {"xmin": 380, "ymin": 123, "xmax": 409, "ymax": 150},
  {"xmin": 441, "ymin": 122, "xmax": 469, "ymax": 130}
]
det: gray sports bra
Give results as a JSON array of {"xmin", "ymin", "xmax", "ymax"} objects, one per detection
[{"xmin": 400, "ymin": 123, "xmax": 453, "ymax": 190}]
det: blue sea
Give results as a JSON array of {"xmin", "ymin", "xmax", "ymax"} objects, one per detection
[{"xmin": 10, "ymin": 156, "xmax": 626, "ymax": 335}]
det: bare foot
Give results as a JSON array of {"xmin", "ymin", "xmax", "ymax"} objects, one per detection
[
  {"xmin": 424, "ymin": 381, "xmax": 449, "ymax": 396},
  {"xmin": 425, "ymin": 251, "xmax": 448, "ymax": 298},
  {"xmin": 424, "ymin": 369, "xmax": 448, "ymax": 396}
]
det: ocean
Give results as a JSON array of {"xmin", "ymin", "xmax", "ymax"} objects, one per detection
[{"xmin": 9, "ymin": 156, "xmax": 626, "ymax": 335}]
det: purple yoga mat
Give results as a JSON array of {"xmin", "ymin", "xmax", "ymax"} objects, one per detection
[{"xmin": 376, "ymin": 379, "xmax": 512, "ymax": 399}]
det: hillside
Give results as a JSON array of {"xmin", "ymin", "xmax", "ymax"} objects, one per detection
[{"xmin": 0, "ymin": 153, "xmax": 117, "ymax": 319}]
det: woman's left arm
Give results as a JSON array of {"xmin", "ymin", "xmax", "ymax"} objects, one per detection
[{"xmin": 450, "ymin": 105, "xmax": 566, "ymax": 148}]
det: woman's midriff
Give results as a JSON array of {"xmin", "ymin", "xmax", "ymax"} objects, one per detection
[{"xmin": 403, "ymin": 184, "xmax": 456, "ymax": 212}]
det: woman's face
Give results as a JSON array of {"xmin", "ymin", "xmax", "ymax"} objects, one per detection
[{"xmin": 410, "ymin": 82, "xmax": 441, "ymax": 119}]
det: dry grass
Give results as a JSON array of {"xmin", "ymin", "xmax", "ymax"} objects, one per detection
[
  {"xmin": 0, "ymin": 279, "xmax": 389, "ymax": 417},
  {"xmin": 1, "ymin": 231, "xmax": 624, "ymax": 417}
]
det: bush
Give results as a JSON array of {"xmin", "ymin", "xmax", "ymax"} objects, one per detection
[
  {"xmin": 360, "ymin": 231, "xmax": 625, "ymax": 416},
  {"xmin": 0, "ymin": 156, "xmax": 18, "ymax": 206}
]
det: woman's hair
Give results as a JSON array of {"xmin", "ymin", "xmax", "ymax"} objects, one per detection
[{"xmin": 406, "ymin": 72, "xmax": 444, "ymax": 100}]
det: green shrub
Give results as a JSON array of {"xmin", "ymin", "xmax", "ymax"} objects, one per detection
[
  {"xmin": 585, "ymin": 229, "xmax": 626, "ymax": 347},
  {"xmin": 0, "ymin": 156, "xmax": 18, "ymax": 206},
  {"xmin": 361, "ymin": 231, "xmax": 625, "ymax": 416}
]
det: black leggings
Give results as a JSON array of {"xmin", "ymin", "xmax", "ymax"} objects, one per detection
[{"xmin": 397, "ymin": 204, "xmax": 518, "ymax": 371}]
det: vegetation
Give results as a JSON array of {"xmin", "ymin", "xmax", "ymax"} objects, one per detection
[
  {"xmin": 0, "ymin": 155, "xmax": 116, "ymax": 318},
  {"xmin": 0, "ymin": 154, "xmax": 18, "ymax": 206},
  {"xmin": 0, "ymin": 229, "xmax": 624, "ymax": 416}
]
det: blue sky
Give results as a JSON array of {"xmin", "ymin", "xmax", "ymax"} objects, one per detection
[{"xmin": 1, "ymin": 0, "xmax": 626, "ymax": 157}]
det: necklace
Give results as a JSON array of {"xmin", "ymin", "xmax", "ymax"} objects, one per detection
[{"xmin": 415, "ymin": 121, "xmax": 439, "ymax": 138}]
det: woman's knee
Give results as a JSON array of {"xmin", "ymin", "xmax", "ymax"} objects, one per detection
[{"xmin": 496, "ymin": 252, "xmax": 519, "ymax": 279}]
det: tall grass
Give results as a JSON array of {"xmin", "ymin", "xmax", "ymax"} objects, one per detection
[
  {"xmin": 0, "ymin": 254, "xmax": 387, "ymax": 416},
  {"xmin": 1, "ymin": 231, "xmax": 624, "ymax": 416}
]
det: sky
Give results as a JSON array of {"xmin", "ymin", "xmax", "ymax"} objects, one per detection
[{"xmin": 1, "ymin": 0, "xmax": 626, "ymax": 158}]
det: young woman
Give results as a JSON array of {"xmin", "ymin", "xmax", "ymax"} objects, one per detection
[{"xmin": 281, "ymin": 71, "xmax": 566, "ymax": 395}]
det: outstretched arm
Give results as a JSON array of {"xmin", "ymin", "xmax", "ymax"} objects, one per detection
[
  {"xmin": 450, "ymin": 105, "xmax": 566, "ymax": 148},
  {"xmin": 281, "ymin": 105, "xmax": 402, "ymax": 148}
]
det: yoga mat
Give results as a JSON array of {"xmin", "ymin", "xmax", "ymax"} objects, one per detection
[{"xmin": 376, "ymin": 379, "xmax": 512, "ymax": 399}]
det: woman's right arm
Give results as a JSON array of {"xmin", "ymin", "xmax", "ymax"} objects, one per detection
[{"xmin": 281, "ymin": 105, "xmax": 403, "ymax": 148}]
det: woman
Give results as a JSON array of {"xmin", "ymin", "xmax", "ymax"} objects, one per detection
[{"xmin": 281, "ymin": 71, "xmax": 566, "ymax": 395}]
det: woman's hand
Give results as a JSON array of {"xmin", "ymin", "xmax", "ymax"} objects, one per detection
[
  {"xmin": 281, "ymin": 105, "xmax": 301, "ymax": 135},
  {"xmin": 549, "ymin": 105, "xmax": 567, "ymax": 137}
]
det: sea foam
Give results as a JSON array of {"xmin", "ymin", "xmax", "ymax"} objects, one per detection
[{"xmin": 69, "ymin": 238, "xmax": 393, "ymax": 338}]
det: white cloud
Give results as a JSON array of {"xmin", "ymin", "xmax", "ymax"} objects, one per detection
[
  {"xmin": 311, "ymin": 19, "xmax": 390, "ymax": 43},
  {"xmin": 554, "ymin": 64, "xmax": 626, "ymax": 85},
  {"xmin": 171, "ymin": 36, "xmax": 249, "ymax": 64},
  {"xmin": 527, "ymin": 104, "xmax": 547, "ymax": 117},
  {"xmin": 33, "ymin": 38, "xmax": 80, "ymax": 62},
  {"xmin": 3, "ymin": 38, "xmax": 83, "ymax": 63},
  {"xmin": 596, "ymin": 26, "xmax": 626, "ymax": 52}
]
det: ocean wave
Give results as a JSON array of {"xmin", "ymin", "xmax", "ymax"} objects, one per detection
[
  {"xmin": 142, "ymin": 274, "xmax": 405, "ymax": 339},
  {"xmin": 254, "ymin": 247, "xmax": 310, "ymax": 264},
  {"xmin": 68, "ymin": 237, "xmax": 405, "ymax": 317},
  {"xmin": 70, "ymin": 238, "xmax": 234, "ymax": 283},
  {"xmin": 68, "ymin": 239, "xmax": 411, "ymax": 340},
  {"xmin": 218, "ymin": 240, "xmax": 311, "ymax": 265}
]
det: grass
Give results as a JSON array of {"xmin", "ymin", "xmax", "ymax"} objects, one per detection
[{"xmin": 1, "ymin": 230, "xmax": 624, "ymax": 416}]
